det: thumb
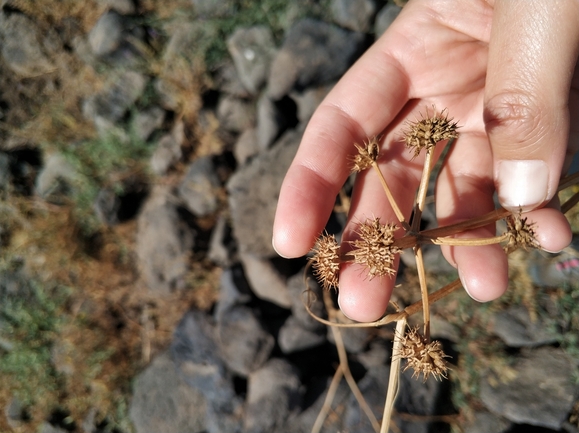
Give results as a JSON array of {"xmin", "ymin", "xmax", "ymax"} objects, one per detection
[{"xmin": 484, "ymin": 0, "xmax": 579, "ymax": 212}]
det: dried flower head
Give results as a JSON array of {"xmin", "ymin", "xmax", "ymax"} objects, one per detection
[
  {"xmin": 349, "ymin": 217, "xmax": 400, "ymax": 279},
  {"xmin": 351, "ymin": 136, "xmax": 380, "ymax": 172},
  {"xmin": 310, "ymin": 233, "xmax": 341, "ymax": 291},
  {"xmin": 504, "ymin": 212, "xmax": 540, "ymax": 254},
  {"xmin": 403, "ymin": 108, "xmax": 458, "ymax": 157},
  {"xmin": 397, "ymin": 326, "xmax": 450, "ymax": 381}
]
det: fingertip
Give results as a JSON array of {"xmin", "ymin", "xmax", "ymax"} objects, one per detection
[
  {"xmin": 456, "ymin": 243, "xmax": 508, "ymax": 302},
  {"xmin": 524, "ymin": 207, "xmax": 572, "ymax": 253}
]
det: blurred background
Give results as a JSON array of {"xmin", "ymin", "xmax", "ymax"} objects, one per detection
[{"xmin": 0, "ymin": 1, "xmax": 578, "ymax": 432}]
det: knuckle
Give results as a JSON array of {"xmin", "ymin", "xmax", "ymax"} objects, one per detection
[{"xmin": 484, "ymin": 92, "xmax": 549, "ymax": 150}]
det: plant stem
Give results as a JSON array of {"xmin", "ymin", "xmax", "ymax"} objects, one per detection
[
  {"xmin": 371, "ymin": 162, "xmax": 409, "ymax": 230},
  {"xmin": 430, "ymin": 233, "xmax": 509, "ymax": 246},
  {"xmin": 381, "ymin": 317, "xmax": 406, "ymax": 433},
  {"xmin": 558, "ymin": 171, "xmax": 579, "ymax": 191},
  {"xmin": 562, "ymin": 190, "xmax": 579, "ymax": 215},
  {"xmin": 414, "ymin": 246, "xmax": 430, "ymax": 341},
  {"xmin": 411, "ymin": 147, "xmax": 435, "ymax": 233}
]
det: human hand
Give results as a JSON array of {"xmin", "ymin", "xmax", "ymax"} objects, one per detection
[{"xmin": 273, "ymin": 0, "xmax": 579, "ymax": 322}]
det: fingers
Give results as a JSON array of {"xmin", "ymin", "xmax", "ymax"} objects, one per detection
[
  {"xmin": 272, "ymin": 34, "xmax": 411, "ymax": 258},
  {"xmin": 485, "ymin": 0, "xmax": 579, "ymax": 212},
  {"xmin": 437, "ymin": 133, "xmax": 509, "ymax": 302}
]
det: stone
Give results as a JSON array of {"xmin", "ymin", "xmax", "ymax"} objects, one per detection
[
  {"xmin": 215, "ymin": 266, "xmax": 253, "ymax": 318},
  {"xmin": 278, "ymin": 315, "xmax": 326, "ymax": 354},
  {"xmin": 216, "ymin": 304, "xmax": 275, "ymax": 376},
  {"xmin": 171, "ymin": 310, "xmax": 243, "ymax": 432},
  {"xmin": 244, "ymin": 358, "xmax": 303, "ymax": 433},
  {"xmin": 240, "ymin": 253, "xmax": 292, "ymax": 308},
  {"xmin": 135, "ymin": 186, "xmax": 193, "ymax": 295},
  {"xmin": 344, "ymin": 365, "xmax": 390, "ymax": 433},
  {"xmin": 286, "ymin": 271, "xmax": 326, "ymax": 332},
  {"xmin": 0, "ymin": 152, "xmax": 10, "ymax": 189},
  {"xmin": 327, "ymin": 321, "xmax": 369, "ymax": 354},
  {"xmin": 479, "ymin": 347, "xmax": 577, "ymax": 429},
  {"xmin": 129, "ymin": 351, "xmax": 206, "ymax": 433},
  {"xmin": 0, "ymin": 12, "xmax": 56, "ymax": 76},
  {"xmin": 132, "ymin": 106, "xmax": 166, "ymax": 142},
  {"xmin": 38, "ymin": 423, "xmax": 67, "ymax": 433},
  {"xmin": 93, "ymin": 188, "xmax": 120, "ymax": 226},
  {"xmin": 150, "ymin": 121, "xmax": 184, "ymax": 175},
  {"xmin": 97, "ymin": 0, "xmax": 136, "ymax": 15},
  {"xmin": 227, "ymin": 128, "xmax": 301, "ymax": 257},
  {"xmin": 213, "ymin": 60, "xmax": 252, "ymax": 98},
  {"xmin": 4, "ymin": 397, "xmax": 26, "ymax": 430},
  {"xmin": 330, "ymin": 0, "xmax": 378, "ymax": 32},
  {"xmin": 233, "ymin": 127, "xmax": 260, "ymax": 166},
  {"xmin": 191, "ymin": 0, "xmax": 232, "ymax": 18},
  {"xmin": 35, "ymin": 153, "xmax": 77, "ymax": 202},
  {"xmin": 268, "ymin": 19, "xmax": 366, "ymax": 99},
  {"xmin": 374, "ymin": 3, "xmax": 403, "ymax": 37},
  {"xmin": 217, "ymin": 95, "xmax": 256, "ymax": 133},
  {"xmin": 463, "ymin": 411, "xmax": 512, "ymax": 433},
  {"xmin": 207, "ymin": 214, "xmax": 235, "ymax": 267},
  {"xmin": 256, "ymin": 93, "xmax": 284, "ymax": 150},
  {"xmin": 178, "ymin": 156, "xmax": 221, "ymax": 217},
  {"xmin": 356, "ymin": 339, "xmax": 391, "ymax": 369},
  {"xmin": 491, "ymin": 305, "xmax": 557, "ymax": 347},
  {"xmin": 82, "ymin": 71, "xmax": 148, "ymax": 125},
  {"xmin": 88, "ymin": 11, "xmax": 124, "ymax": 57},
  {"xmin": 227, "ymin": 26, "xmax": 276, "ymax": 95},
  {"xmin": 290, "ymin": 83, "xmax": 334, "ymax": 124}
]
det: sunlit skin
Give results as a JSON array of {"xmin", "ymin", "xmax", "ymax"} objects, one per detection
[{"xmin": 273, "ymin": 0, "xmax": 579, "ymax": 322}]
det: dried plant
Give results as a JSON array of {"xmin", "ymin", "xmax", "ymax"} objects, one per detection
[{"xmin": 303, "ymin": 107, "xmax": 579, "ymax": 432}]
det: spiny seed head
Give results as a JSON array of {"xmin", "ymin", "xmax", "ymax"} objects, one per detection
[
  {"xmin": 351, "ymin": 136, "xmax": 380, "ymax": 172},
  {"xmin": 397, "ymin": 326, "xmax": 450, "ymax": 381},
  {"xmin": 349, "ymin": 217, "xmax": 400, "ymax": 279},
  {"xmin": 309, "ymin": 233, "xmax": 341, "ymax": 291},
  {"xmin": 403, "ymin": 108, "xmax": 459, "ymax": 157},
  {"xmin": 504, "ymin": 212, "xmax": 540, "ymax": 254}
]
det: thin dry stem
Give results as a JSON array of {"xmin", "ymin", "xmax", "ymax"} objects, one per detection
[
  {"xmin": 411, "ymin": 146, "xmax": 435, "ymax": 233},
  {"xmin": 558, "ymin": 171, "xmax": 579, "ymax": 191},
  {"xmin": 414, "ymin": 246, "xmax": 430, "ymax": 341},
  {"xmin": 430, "ymin": 233, "xmax": 509, "ymax": 247},
  {"xmin": 372, "ymin": 162, "xmax": 408, "ymax": 228},
  {"xmin": 311, "ymin": 365, "xmax": 344, "ymax": 433},
  {"xmin": 323, "ymin": 290, "xmax": 381, "ymax": 432},
  {"xmin": 381, "ymin": 317, "xmax": 406, "ymax": 433},
  {"xmin": 562, "ymin": 190, "xmax": 579, "ymax": 215}
]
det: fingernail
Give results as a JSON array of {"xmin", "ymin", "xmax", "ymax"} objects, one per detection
[
  {"xmin": 496, "ymin": 160, "xmax": 549, "ymax": 212},
  {"xmin": 458, "ymin": 269, "xmax": 483, "ymax": 302}
]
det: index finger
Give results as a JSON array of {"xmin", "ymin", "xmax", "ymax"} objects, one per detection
[{"xmin": 272, "ymin": 36, "xmax": 411, "ymax": 258}]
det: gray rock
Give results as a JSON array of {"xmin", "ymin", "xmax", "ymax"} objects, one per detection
[
  {"xmin": 227, "ymin": 26, "xmax": 276, "ymax": 95},
  {"xmin": 374, "ymin": 3, "xmax": 402, "ymax": 37},
  {"xmin": 88, "ymin": 11, "xmax": 124, "ymax": 57},
  {"xmin": 0, "ymin": 152, "xmax": 10, "ymax": 189},
  {"xmin": 464, "ymin": 411, "xmax": 512, "ymax": 433},
  {"xmin": 233, "ymin": 127, "xmax": 260, "ymax": 166},
  {"xmin": 394, "ymin": 366, "xmax": 448, "ymax": 433},
  {"xmin": 344, "ymin": 365, "xmax": 390, "ymax": 433},
  {"xmin": 257, "ymin": 93, "xmax": 285, "ymax": 150},
  {"xmin": 83, "ymin": 71, "xmax": 147, "ymax": 125},
  {"xmin": 240, "ymin": 253, "xmax": 292, "ymax": 308},
  {"xmin": 97, "ymin": 0, "xmax": 136, "ymax": 15},
  {"xmin": 227, "ymin": 128, "xmax": 301, "ymax": 257},
  {"xmin": 207, "ymin": 214, "xmax": 235, "ymax": 267},
  {"xmin": 286, "ymin": 271, "xmax": 326, "ymax": 331},
  {"xmin": 136, "ymin": 186, "xmax": 193, "ymax": 295},
  {"xmin": 150, "ymin": 121, "xmax": 184, "ymax": 175},
  {"xmin": 216, "ymin": 304, "xmax": 275, "ymax": 376},
  {"xmin": 35, "ymin": 153, "xmax": 77, "ymax": 201},
  {"xmin": 217, "ymin": 95, "xmax": 256, "ymax": 133},
  {"xmin": 215, "ymin": 266, "xmax": 253, "ymax": 318},
  {"xmin": 191, "ymin": 0, "xmax": 232, "ymax": 18},
  {"xmin": 171, "ymin": 310, "xmax": 243, "ymax": 432},
  {"xmin": 38, "ymin": 423, "xmax": 67, "ymax": 433},
  {"xmin": 244, "ymin": 358, "xmax": 303, "ymax": 433},
  {"xmin": 268, "ymin": 19, "xmax": 366, "ymax": 99},
  {"xmin": 479, "ymin": 347, "xmax": 577, "ymax": 429},
  {"xmin": 214, "ymin": 60, "xmax": 252, "ymax": 98},
  {"xmin": 330, "ymin": 0, "xmax": 378, "ymax": 32},
  {"xmin": 290, "ymin": 83, "xmax": 334, "ymax": 124},
  {"xmin": 356, "ymin": 339, "xmax": 391, "ymax": 369},
  {"xmin": 132, "ymin": 106, "xmax": 166, "ymax": 142},
  {"xmin": 327, "ymin": 322, "xmax": 370, "ymax": 354},
  {"xmin": 491, "ymin": 305, "xmax": 557, "ymax": 347},
  {"xmin": 4, "ymin": 397, "xmax": 25, "ymax": 430},
  {"xmin": 178, "ymin": 156, "xmax": 221, "ymax": 217},
  {"xmin": 93, "ymin": 188, "xmax": 120, "ymax": 226},
  {"xmin": 129, "ymin": 351, "xmax": 206, "ymax": 433},
  {"xmin": 278, "ymin": 315, "xmax": 326, "ymax": 354},
  {"xmin": 0, "ymin": 12, "xmax": 55, "ymax": 76}
]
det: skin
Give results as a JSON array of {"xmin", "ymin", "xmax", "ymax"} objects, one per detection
[{"xmin": 273, "ymin": 0, "xmax": 579, "ymax": 322}]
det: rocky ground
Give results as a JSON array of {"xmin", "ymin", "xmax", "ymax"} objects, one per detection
[{"xmin": 1, "ymin": 1, "xmax": 579, "ymax": 433}]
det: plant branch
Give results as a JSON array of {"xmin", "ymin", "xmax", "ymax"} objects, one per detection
[
  {"xmin": 414, "ymin": 246, "xmax": 430, "ymax": 340},
  {"xmin": 381, "ymin": 317, "xmax": 406, "ymax": 433},
  {"xmin": 372, "ymin": 162, "xmax": 409, "ymax": 230},
  {"xmin": 411, "ymin": 147, "xmax": 435, "ymax": 233}
]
